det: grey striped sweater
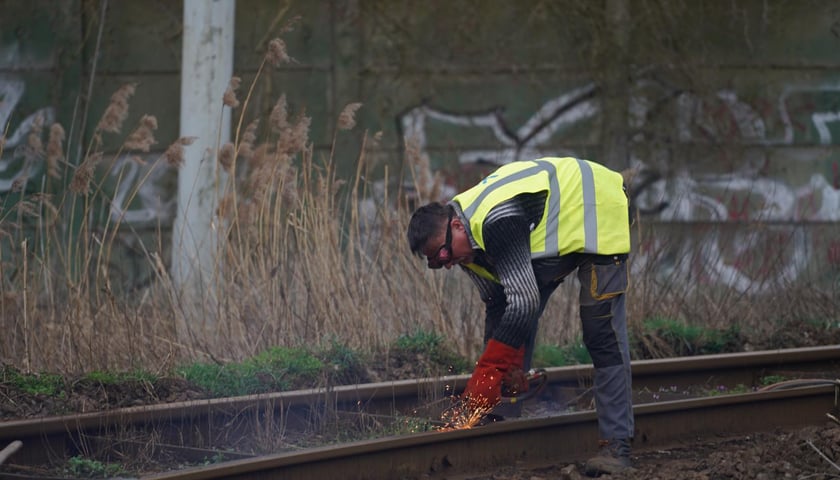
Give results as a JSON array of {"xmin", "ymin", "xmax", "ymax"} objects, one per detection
[{"xmin": 453, "ymin": 192, "xmax": 560, "ymax": 348}]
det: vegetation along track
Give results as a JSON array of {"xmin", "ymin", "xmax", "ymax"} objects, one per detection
[{"xmin": 1, "ymin": 346, "xmax": 839, "ymax": 479}]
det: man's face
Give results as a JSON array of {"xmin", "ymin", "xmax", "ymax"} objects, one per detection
[
  {"xmin": 424, "ymin": 217, "xmax": 453, "ymax": 269},
  {"xmin": 422, "ymin": 216, "xmax": 473, "ymax": 269}
]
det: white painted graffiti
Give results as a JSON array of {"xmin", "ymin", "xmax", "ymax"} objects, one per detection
[
  {"xmin": 779, "ymin": 85, "xmax": 840, "ymax": 145},
  {"xmin": 0, "ymin": 77, "xmax": 55, "ymax": 192},
  {"xmin": 400, "ymin": 83, "xmax": 597, "ymax": 170},
  {"xmin": 0, "ymin": 42, "xmax": 55, "ymax": 192},
  {"xmin": 397, "ymin": 78, "xmax": 840, "ymax": 293},
  {"xmin": 1, "ymin": 41, "xmax": 173, "ymax": 226},
  {"xmin": 627, "ymin": 169, "xmax": 814, "ymax": 294},
  {"xmin": 109, "ymin": 154, "xmax": 176, "ymax": 225}
]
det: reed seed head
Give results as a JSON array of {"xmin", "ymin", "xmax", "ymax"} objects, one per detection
[
  {"xmin": 270, "ymin": 94, "xmax": 289, "ymax": 133},
  {"xmin": 281, "ymin": 113, "xmax": 310, "ymax": 154},
  {"xmin": 266, "ymin": 38, "xmax": 290, "ymax": 66},
  {"xmin": 239, "ymin": 119, "xmax": 259, "ymax": 160},
  {"xmin": 96, "ymin": 83, "xmax": 137, "ymax": 134},
  {"xmin": 219, "ymin": 142, "xmax": 235, "ymax": 172},
  {"xmin": 46, "ymin": 124, "xmax": 65, "ymax": 179},
  {"xmin": 223, "ymin": 77, "xmax": 241, "ymax": 108},
  {"xmin": 163, "ymin": 136, "xmax": 196, "ymax": 168},
  {"xmin": 26, "ymin": 113, "xmax": 44, "ymax": 156},
  {"xmin": 123, "ymin": 114, "xmax": 158, "ymax": 152},
  {"xmin": 338, "ymin": 102, "xmax": 362, "ymax": 130},
  {"xmin": 70, "ymin": 153, "xmax": 101, "ymax": 195}
]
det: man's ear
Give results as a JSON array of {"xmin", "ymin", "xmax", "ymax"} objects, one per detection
[{"xmin": 451, "ymin": 217, "xmax": 464, "ymax": 231}]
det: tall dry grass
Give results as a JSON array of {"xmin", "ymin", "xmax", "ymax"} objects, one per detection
[
  {"xmin": 2, "ymin": 32, "xmax": 838, "ymax": 375},
  {"xmin": 0, "ymin": 33, "xmax": 494, "ymax": 375}
]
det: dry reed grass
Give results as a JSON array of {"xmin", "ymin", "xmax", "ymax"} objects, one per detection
[
  {"xmin": 0, "ymin": 31, "xmax": 486, "ymax": 375},
  {"xmin": 1, "ymin": 26, "xmax": 837, "ymax": 376}
]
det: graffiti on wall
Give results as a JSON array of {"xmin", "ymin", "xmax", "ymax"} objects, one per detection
[
  {"xmin": 400, "ymin": 84, "xmax": 598, "ymax": 170},
  {"xmin": 107, "ymin": 154, "xmax": 176, "ymax": 225},
  {"xmin": 1, "ymin": 41, "xmax": 175, "ymax": 292},
  {"xmin": 0, "ymin": 42, "xmax": 55, "ymax": 192},
  {"xmin": 1, "ymin": 41, "xmax": 175, "ymax": 226},
  {"xmin": 396, "ymin": 76, "xmax": 840, "ymax": 293},
  {"xmin": 4, "ymin": 26, "xmax": 840, "ymax": 294}
]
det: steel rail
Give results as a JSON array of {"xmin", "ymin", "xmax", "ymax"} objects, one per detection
[
  {"xmin": 142, "ymin": 384, "xmax": 838, "ymax": 480},
  {"xmin": 1, "ymin": 346, "xmax": 839, "ymax": 471}
]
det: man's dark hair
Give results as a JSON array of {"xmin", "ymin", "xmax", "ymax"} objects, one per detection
[{"xmin": 406, "ymin": 202, "xmax": 452, "ymax": 256}]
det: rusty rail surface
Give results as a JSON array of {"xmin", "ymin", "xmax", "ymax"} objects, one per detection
[
  {"xmin": 143, "ymin": 385, "xmax": 838, "ymax": 480},
  {"xmin": 0, "ymin": 346, "xmax": 839, "ymax": 479}
]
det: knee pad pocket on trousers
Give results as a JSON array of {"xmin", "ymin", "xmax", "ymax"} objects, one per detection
[{"xmin": 581, "ymin": 304, "xmax": 623, "ymax": 368}]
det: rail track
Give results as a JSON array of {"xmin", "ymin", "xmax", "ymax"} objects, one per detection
[{"xmin": 1, "ymin": 346, "xmax": 839, "ymax": 479}]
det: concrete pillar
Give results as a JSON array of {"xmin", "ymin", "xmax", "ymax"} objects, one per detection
[{"xmin": 172, "ymin": 0, "xmax": 235, "ymax": 338}]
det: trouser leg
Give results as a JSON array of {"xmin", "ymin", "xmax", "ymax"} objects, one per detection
[{"xmin": 578, "ymin": 256, "xmax": 634, "ymax": 440}]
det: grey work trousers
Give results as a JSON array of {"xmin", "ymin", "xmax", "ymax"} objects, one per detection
[{"xmin": 499, "ymin": 253, "xmax": 635, "ymax": 441}]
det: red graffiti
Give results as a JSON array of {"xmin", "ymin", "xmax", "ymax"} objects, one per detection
[{"xmin": 727, "ymin": 195, "xmax": 750, "ymax": 221}]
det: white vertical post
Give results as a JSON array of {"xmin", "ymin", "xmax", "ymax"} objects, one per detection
[{"xmin": 173, "ymin": 0, "xmax": 235, "ymax": 338}]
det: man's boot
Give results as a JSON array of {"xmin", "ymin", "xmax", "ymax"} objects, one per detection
[{"xmin": 584, "ymin": 438, "xmax": 634, "ymax": 476}]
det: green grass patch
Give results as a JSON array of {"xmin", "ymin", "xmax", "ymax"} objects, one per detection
[
  {"xmin": 759, "ymin": 374, "xmax": 788, "ymax": 386},
  {"xmin": 635, "ymin": 316, "xmax": 742, "ymax": 358},
  {"xmin": 317, "ymin": 338, "xmax": 371, "ymax": 384},
  {"xmin": 65, "ymin": 456, "xmax": 125, "ymax": 478},
  {"xmin": 392, "ymin": 330, "xmax": 470, "ymax": 374},
  {"xmin": 177, "ymin": 346, "xmax": 323, "ymax": 397},
  {"xmin": 2, "ymin": 366, "xmax": 64, "ymax": 396},
  {"xmin": 532, "ymin": 340, "xmax": 592, "ymax": 367}
]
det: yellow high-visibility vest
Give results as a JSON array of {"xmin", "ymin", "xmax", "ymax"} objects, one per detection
[{"xmin": 453, "ymin": 157, "xmax": 630, "ymax": 269}]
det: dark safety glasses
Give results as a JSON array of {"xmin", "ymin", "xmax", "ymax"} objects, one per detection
[{"xmin": 427, "ymin": 209, "xmax": 454, "ymax": 269}]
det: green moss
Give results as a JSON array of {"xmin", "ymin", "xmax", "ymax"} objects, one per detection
[{"xmin": 177, "ymin": 346, "xmax": 323, "ymax": 397}]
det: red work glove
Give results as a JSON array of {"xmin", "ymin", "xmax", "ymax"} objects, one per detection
[{"xmin": 462, "ymin": 339, "xmax": 525, "ymax": 410}]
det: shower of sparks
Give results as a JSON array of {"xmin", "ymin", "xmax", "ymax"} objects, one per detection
[{"xmin": 435, "ymin": 396, "xmax": 498, "ymax": 431}]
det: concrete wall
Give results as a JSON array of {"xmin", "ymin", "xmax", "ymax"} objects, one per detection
[{"xmin": 2, "ymin": 0, "xmax": 839, "ymax": 294}]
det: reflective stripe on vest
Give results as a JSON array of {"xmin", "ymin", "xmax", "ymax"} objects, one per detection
[
  {"xmin": 454, "ymin": 157, "xmax": 629, "ymax": 260},
  {"xmin": 460, "ymin": 160, "xmax": 561, "ymax": 255},
  {"xmin": 578, "ymin": 159, "xmax": 597, "ymax": 253}
]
